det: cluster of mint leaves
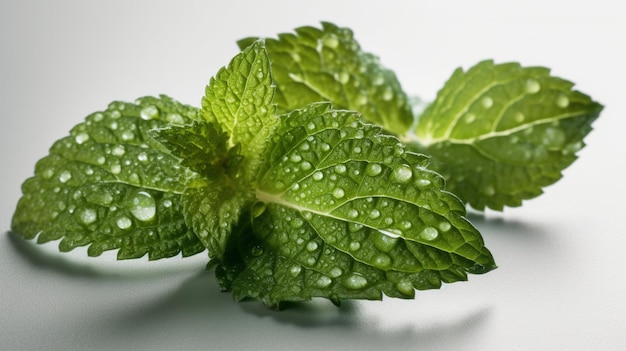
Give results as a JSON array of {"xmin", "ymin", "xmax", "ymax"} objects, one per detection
[{"xmin": 11, "ymin": 22, "xmax": 601, "ymax": 308}]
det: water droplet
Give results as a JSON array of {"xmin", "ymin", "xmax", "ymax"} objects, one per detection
[
  {"xmin": 112, "ymin": 145, "xmax": 125, "ymax": 156},
  {"xmin": 117, "ymin": 216, "xmax": 132, "ymax": 229},
  {"xmin": 321, "ymin": 143, "xmax": 331, "ymax": 152},
  {"xmin": 396, "ymin": 281, "xmax": 414, "ymax": 296},
  {"xmin": 290, "ymin": 265, "xmax": 302, "ymax": 277},
  {"xmin": 334, "ymin": 164, "xmax": 347, "ymax": 174},
  {"xmin": 349, "ymin": 241, "xmax": 361, "ymax": 251},
  {"xmin": 364, "ymin": 164, "xmax": 382, "ymax": 177},
  {"xmin": 342, "ymin": 273, "xmax": 368, "ymax": 290},
  {"xmin": 369, "ymin": 209, "xmax": 381, "ymax": 219},
  {"xmin": 556, "ymin": 94, "xmax": 570, "ymax": 108},
  {"xmin": 130, "ymin": 191, "xmax": 156, "ymax": 222},
  {"xmin": 312, "ymin": 171, "xmax": 324, "ymax": 181},
  {"xmin": 336, "ymin": 71, "xmax": 350, "ymax": 84},
  {"xmin": 393, "ymin": 165, "xmax": 413, "ymax": 183},
  {"xmin": 332, "ymin": 188, "xmax": 345, "ymax": 199},
  {"xmin": 97, "ymin": 156, "xmax": 106, "ymax": 165},
  {"xmin": 166, "ymin": 113, "xmax": 185, "ymax": 124},
  {"xmin": 439, "ymin": 221, "xmax": 451, "ymax": 232},
  {"xmin": 399, "ymin": 221, "xmax": 412, "ymax": 230},
  {"xmin": 306, "ymin": 241, "xmax": 318, "ymax": 252},
  {"xmin": 59, "ymin": 170, "xmax": 72, "ymax": 183},
  {"xmin": 382, "ymin": 88, "xmax": 393, "ymax": 101},
  {"xmin": 515, "ymin": 112, "xmax": 525, "ymax": 123},
  {"xmin": 290, "ymin": 218, "xmax": 304, "ymax": 229},
  {"xmin": 137, "ymin": 152, "xmax": 148, "ymax": 162},
  {"xmin": 373, "ymin": 253, "xmax": 392, "ymax": 269},
  {"xmin": 251, "ymin": 245, "xmax": 264, "ymax": 257},
  {"xmin": 162, "ymin": 199, "xmax": 172, "ymax": 208},
  {"xmin": 307, "ymin": 122, "xmax": 316, "ymax": 131},
  {"xmin": 543, "ymin": 127, "xmax": 566, "ymax": 148},
  {"xmin": 75, "ymin": 132, "xmax": 90, "ymax": 144},
  {"xmin": 110, "ymin": 164, "xmax": 121, "ymax": 175},
  {"xmin": 347, "ymin": 209, "xmax": 359, "ymax": 219},
  {"xmin": 353, "ymin": 146, "xmax": 362, "ymax": 154},
  {"xmin": 374, "ymin": 232, "xmax": 398, "ymax": 252},
  {"xmin": 420, "ymin": 227, "xmax": 439, "ymax": 241},
  {"xmin": 121, "ymin": 131, "xmax": 135, "ymax": 141},
  {"xmin": 316, "ymin": 275, "xmax": 332, "ymax": 288},
  {"xmin": 140, "ymin": 105, "xmax": 159, "ymax": 120},
  {"xmin": 110, "ymin": 110, "xmax": 121, "ymax": 119},
  {"xmin": 525, "ymin": 79, "xmax": 541, "ymax": 94},
  {"xmin": 79, "ymin": 208, "xmax": 97, "ymax": 225},
  {"xmin": 329, "ymin": 267, "xmax": 343, "ymax": 278},
  {"xmin": 481, "ymin": 96, "xmax": 493, "ymax": 109},
  {"xmin": 464, "ymin": 113, "xmax": 476, "ymax": 124},
  {"xmin": 301, "ymin": 161, "xmax": 312, "ymax": 171},
  {"xmin": 291, "ymin": 183, "xmax": 300, "ymax": 191},
  {"xmin": 290, "ymin": 153, "xmax": 302, "ymax": 162},
  {"xmin": 42, "ymin": 168, "xmax": 54, "ymax": 179},
  {"xmin": 323, "ymin": 34, "xmax": 339, "ymax": 48}
]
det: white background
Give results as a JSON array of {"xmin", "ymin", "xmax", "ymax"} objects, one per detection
[{"xmin": 1, "ymin": 1, "xmax": 625, "ymax": 350}]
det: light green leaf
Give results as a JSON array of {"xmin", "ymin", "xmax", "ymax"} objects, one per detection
[
  {"xmin": 151, "ymin": 121, "xmax": 253, "ymax": 259},
  {"xmin": 413, "ymin": 60, "xmax": 603, "ymax": 210},
  {"xmin": 201, "ymin": 39, "xmax": 277, "ymax": 177},
  {"xmin": 239, "ymin": 22, "xmax": 413, "ymax": 136},
  {"xmin": 11, "ymin": 96, "xmax": 205, "ymax": 260},
  {"xmin": 213, "ymin": 102, "xmax": 495, "ymax": 307}
]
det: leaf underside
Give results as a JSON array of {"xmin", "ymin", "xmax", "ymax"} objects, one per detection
[
  {"xmin": 11, "ymin": 96, "xmax": 206, "ymax": 260},
  {"xmin": 413, "ymin": 60, "xmax": 603, "ymax": 210}
]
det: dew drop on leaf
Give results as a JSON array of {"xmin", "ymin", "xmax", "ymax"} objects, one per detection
[
  {"xmin": 75, "ymin": 132, "xmax": 90, "ymax": 144},
  {"xmin": 481, "ymin": 96, "xmax": 493, "ymax": 109},
  {"xmin": 316, "ymin": 275, "xmax": 333, "ymax": 288},
  {"xmin": 392, "ymin": 165, "xmax": 413, "ymax": 183},
  {"xmin": 116, "ymin": 216, "xmax": 132, "ymax": 230},
  {"xmin": 420, "ymin": 227, "xmax": 439, "ymax": 241},
  {"xmin": 79, "ymin": 208, "xmax": 97, "ymax": 225},
  {"xmin": 365, "ymin": 163, "xmax": 382, "ymax": 177},
  {"xmin": 306, "ymin": 241, "xmax": 318, "ymax": 252},
  {"xmin": 332, "ymin": 188, "xmax": 345, "ymax": 199},
  {"xmin": 373, "ymin": 253, "xmax": 392, "ymax": 269},
  {"xmin": 334, "ymin": 164, "xmax": 347, "ymax": 174},
  {"xmin": 525, "ymin": 79, "xmax": 541, "ymax": 94},
  {"xmin": 342, "ymin": 273, "xmax": 368, "ymax": 290},
  {"xmin": 58, "ymin": 170, "xmax": 72, "ymax": 184},
  {"xmin": 556, "ymin": 94, "xmax": 570, "ymax": 108},
  {"xmin": 130, "ymin": 191, "xmax": 156, "ymax": 222}
]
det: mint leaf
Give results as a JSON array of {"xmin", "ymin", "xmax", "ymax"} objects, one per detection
[
  {"xmin": 239, "ymin": 22, "xmax": 413, "ymax": 136},
  {"xmin": 213, "ymin": 102, "xmax": 495, "ymax": 307},
  {"xmin": 413, "ymin": 61, "xmax": 603, "ymax": 210},
  {"xmin": 201, "ymin": 39, "xmax": 277, "ymax": 177},
  {"xmin": 11, "ymin": 96, "xmax": 205, "ymax": 259},
  {"xmin": 151, "ymin": 121, "xmax": 252, "ymax": 259}
]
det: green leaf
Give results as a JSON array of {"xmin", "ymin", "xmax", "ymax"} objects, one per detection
[
  {"xmin": 151, "ymin": 121, "xmax": 253, "ymax": 259},
  {"xmin": 413, "ymin": 60, "xmax": 603, "ymax": 210},
  {"xmin": 201, "ymin": 39, "xmax": 277, "ymax": 177},
  {"xmin": 213, "ymin": 102, "xmax": 495, "ymax": 307},
  {"xmin": 11, "ymin": 96, "xmax": 205, "ymax": 260},
  {"xmin": 239, "ymin": 22, "xmax": 413, "ymax": 136}
]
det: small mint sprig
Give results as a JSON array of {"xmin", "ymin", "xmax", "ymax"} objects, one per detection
[{"xmin": 11, "ymin": 38, "xmax": 495, "ymax": 308}]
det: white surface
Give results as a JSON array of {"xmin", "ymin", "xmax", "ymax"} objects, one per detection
[{"xmin": 1, "ymin": 1, "xmax": 625, "ymax": 350}]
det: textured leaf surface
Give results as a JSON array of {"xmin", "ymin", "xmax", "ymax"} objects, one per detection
[
  {"xmin": 11, "ymin": 96, "xmax": 205, "ymax": 259},
  {"xmin": 201, "ymin": 39, "xmax": 277, "ymax": 177},
  {"xmin": 152, "ymin": 121, "xmax": 252, "ymax": 259},
  {"xmin": 413, "ymin": 61, "xmax": 603, "ymax": 210},
  {"xmin": 239, "ymin": 22, "xmax": 413, "ymax": 136},
  {"xmin": 213, "ymin": 102, "xmax": 495, "ymax": 307}
]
